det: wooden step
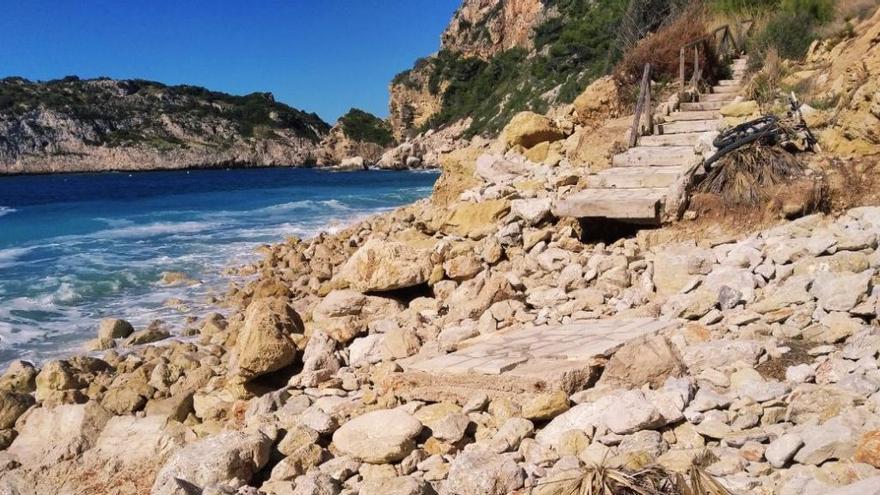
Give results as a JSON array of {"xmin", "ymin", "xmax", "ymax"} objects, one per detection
[
  {"xmin": 699, "ymin": 93, "xmax": 737, "ymax": 103},
  {"xmin": 659, "ymin": 120, "xmax": 720, "ymax": 134},
  {"xmin": 638, "ymin": 132, "xmax": 703, "ymax": 147},
  {"xmin": 612, "ymin": 146, "xmax": 699, "ymax": 167},
  {"xmin": 680, "ymin": 101, "xmax": 725, "ymax": 111},
  {"xmin": 665, "ymin": 110, "xmax": 721, "ymax": 121},
  {"xmin": 553, "ymin": 187, "xmax": 667, "ymax": 222},
  {"xmin": 712, "ymin": 85, "xmax": 740, "ymax": 94},
  {"xmin": 717, "ymin": 79, "xmax": 739, "ymax": 86},
  {"xmin": 587, "ymin": 166, "xmax": 681, "ymax": 189}
]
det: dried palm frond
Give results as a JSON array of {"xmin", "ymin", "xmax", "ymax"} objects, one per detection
[
  {"xmin": 674, "ymin": 452, "xmax": 734, "ymax": 495},
  {"xmin": 696, "ymin": 143, "xmax": 806, "ymax": 206},
  {"xmin": 528, "ymin": 452, "xmax": 735, "ymax": 495}
]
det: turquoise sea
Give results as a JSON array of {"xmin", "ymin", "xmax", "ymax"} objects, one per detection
[{"xmin": 0, "ymin": 167, "xmax": 437, "ymax": 365}]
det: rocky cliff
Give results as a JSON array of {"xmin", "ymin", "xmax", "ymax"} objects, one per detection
[
  {"xmin": 387, "ymin": 0, "xmax": 627, "ymax": 139},
  {"xmin": 0, "ymin": 77, "xmax": 330, "ymax": 174},
  {"xmin": 315, "ymin": 108, "xmax": 395, "ymax": 168},
  {"xmin": 440, "ymin": 0, "xmax": 544, "ymax": 59}
]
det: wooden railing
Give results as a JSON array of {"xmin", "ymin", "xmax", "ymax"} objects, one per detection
[
  {"xmin": 628, "ymin": 19, "xmax": 753, "ymax": 149},
  {"xmin": 678, "ymin": 19, "xmax": 754, "ymax": 97},
  {"xmin": 628, "ymin": 64, "xmax": 653, "ymax": 148}
]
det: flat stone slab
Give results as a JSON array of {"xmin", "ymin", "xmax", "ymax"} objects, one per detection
[{"xmin": 384, "ymin": 317, "xmax": 680, "ymax": 403}]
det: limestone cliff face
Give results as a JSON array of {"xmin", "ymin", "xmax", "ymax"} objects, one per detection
[
  {"xmin": 388, "ymin": 0, "xmax": 547, "ymax": 140},
  {"xmin": 0, "ymin": 77, "xmax": 329, "ymax": 174},
  {"xmin": 388, "ymin": 60, "xmax": 446, "ymax": 142},
  {"xmin": 440, "ymin": 0, "xmax": 544, "ymax": 60}
]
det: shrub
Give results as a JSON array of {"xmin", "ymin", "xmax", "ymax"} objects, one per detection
[
  {"xmin": 711, "ymin": 0, "xmax": 779, "ymax": 13},
  {"xmin": 836, "ymin": 0, "xmax": 880, "ymax": 21},
  {"xmin": 338, "ymin": 108, "xmax": 395, "ymax": 147},
  {"xmin": 781, "ymin": 0, "xmax": 834, "ymax": 23},
  {"xmin": 615, "ymin": 6, "xmax": 722, "ymax": 85}
]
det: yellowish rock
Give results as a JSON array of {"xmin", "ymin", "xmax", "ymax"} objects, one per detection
[
  {"xmin": 556, "ymin": 429, "xmax": 591, "ymax": 457},
  {"xmin": 514, "ymin": 179, "xmax": 544, "ymax": 193},
  {"xmin": 432, "ymin": 146, "xmax": 481, "ymax": 207},
  {"xmin": 501, "ymin": 111, "xmax": 565, "ymax": 150},
  {"xmin": 440, "ymin": 200, "xmax": 510, "ymax": 238},
  {"xmin": 521, "ymin": 391, "xmax": 570, "ymax": 421},
  {"xmin": 720, "ymin": 100, "xmax": 759, "ymax": 117},
  {"xmin": 415, "ymin": 402, "xmax": 462, "ymax": 425},
  {"xmin": 523, "ymin": 141, "xmax": 550, "ymax": 162},
  {"xmin": 335, "ymin": 239, "xmax": 433, "ymax": 292},
  {"xmin": 573, "ymin": 75, "xmax": 622, "ymax": 124}
]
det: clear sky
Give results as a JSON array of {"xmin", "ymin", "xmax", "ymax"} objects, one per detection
[{"xmin": 0, "ymin": 1, "xmax": 461, "ymax": 123}]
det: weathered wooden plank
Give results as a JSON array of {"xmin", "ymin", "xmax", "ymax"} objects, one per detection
[
  {"xmin": 552, "ymin": 188, "xmax": 667, "ymax": 221},
  {"xmin": 699, "ymin": 93, "xmax": 738, "ymax": 103},
  {"xmin": 680, "ymin": 101, "xmax": 726, "ymax": 111},
  {"xmin": 587, "ymin": 166, "xmax": 681, "ymax": 189},
  {"xmin": 665, "ymin": 110, "xmax": 721, "ymax": 121},
  {"xmin": 638, "ymin": 133, "xmax": 703, "ymax": 147},
  {"xmin": 660, "ymin": 120, "xmax": 721, "ymax": 134}
]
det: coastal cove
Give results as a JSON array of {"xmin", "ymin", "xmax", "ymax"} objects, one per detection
[{"xmin": 0, "ymin": 167, "xmax": 437, "ymax": 366}]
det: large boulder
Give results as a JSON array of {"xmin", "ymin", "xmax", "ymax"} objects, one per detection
[
  {"xmin": 811, "ymin": 269, "xmax": 873, "ymax": 312},
  {"xmin": 97, "ymin": 318, "xmax": 134, "ymax": 341},
  {"xmin": 151, "ymin": 431, "xmax": 272, "ymax": 494},
  {"xmin": 87, "ymin": 415, "xmax": 187, "ymax": 465},
  {"xmin": 573, "ymin": 76, "xmax": 622, "ymax": 124},
  {"xmin": 536, "ymin": 389, "xmax": 670, "ymax": 449},
  {"xmin": 501, "ymin": 111, "xmax": 565, "ymax": 150},
  {"xmin": 34, "ymin": 359, "xmax": 79, "ymax": 401},
  {"xmin": 331, "ymin": 409, "xmax": 423, "ymax": 463},
  {"xmin": 445, "ymin": 445, "xmax": 525, "ymax": 495},
  {"xmin": 652, "ymin": 243, "xmax": 715, "ymax": 297},
  {"xmin": 0, "ymin": 390, "xmax": 34, "ymax": 429},
  {"xmin": 230, "ymin": 297, "xmax": 303, "ymax": 381},
  {"xmin": 8, "ymin": 402, "xmax": 112, "ymax": 466},
  {"xmin": 440, "ymin": 200, "xmax": 510, "ymax": 239},
  {"xmin": 335, "ymin": 239, "xmax": 433, "ymax": 292},
  {"xmin": 598, "ymin": 335, "xmax": 685, "ymax": 389},
  {"xmin": 0, "ymin": 360, "xmax": 38, "ymax": 393}
]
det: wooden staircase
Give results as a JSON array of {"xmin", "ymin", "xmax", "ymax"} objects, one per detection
[{"xmin": 554, "ymin": 57, "xmax": 748, "ymax": 224}]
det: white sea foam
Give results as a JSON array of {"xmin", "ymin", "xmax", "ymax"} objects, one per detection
[
  {"xmin": 93, "ymin": 221, "xmax": 219, "ymax": 239},
  {"xmin": 0, "ymin": 322, "xmax": 42, "ymax": 346},
  {"xmin": 0, "ymin": 247, "xmax": 32, "ymax": 268},
  {"xmin": 53, "ymin": 282, "xmax": 82, "ymax": 304},
  {"xmin": 0, "ymin": 206, "xmax": 16, "ymax": 217},
  {"xmin": 262, "ymin": 199, "xmax": 353, "ymax": 213}
]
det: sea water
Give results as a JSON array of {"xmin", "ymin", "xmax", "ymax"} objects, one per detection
[{"xmin": 0, "ymin": 167, "xmax": 437, "ymax": 366}]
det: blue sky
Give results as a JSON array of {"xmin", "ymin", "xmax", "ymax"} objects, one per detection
[{"xmin": 0, "ymin": 1, "xmax": 461, "ymax": 123}]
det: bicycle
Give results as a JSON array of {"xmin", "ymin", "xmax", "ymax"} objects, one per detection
[{"xmin": 704, "ymin": 93, "xmax": 818, "ymax": 169}]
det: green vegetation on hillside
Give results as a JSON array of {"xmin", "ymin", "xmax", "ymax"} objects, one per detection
[
  {"xmin": 394, "ymin": 0, "xmax": 697, "ymax": 137},
  {"xmin": 0, "ymin": 77, "xmax": 329, "ymax": 148},
  {"xmin": 711, "ymin": 0, "xmax": 854, "ymax": 63},
  {"xmin": 338, "ymin": 108, "xmax": 395, "ymax": 147}
]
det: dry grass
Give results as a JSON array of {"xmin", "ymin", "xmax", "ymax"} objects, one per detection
[
  {"xmin": 615, "ymin": 6, "xmax": 722, "ymax": 85},
  {"xmin": 696, "ymin": 144, "xmax": 808, "ymax": 206},
  {"xmin": 836, "ymin": 0, "xmax": 880, "ymax": 21},
  {"xmin": 744, "ymin": 48, "xmax": 787, "ymax": 107},
  {"xmin": 529, "ymin": 453, "xmax": 733, "ymax": 495},
  {"xmin": 823, "ymin": 155, "xmax": 880, "ymax": 211}
]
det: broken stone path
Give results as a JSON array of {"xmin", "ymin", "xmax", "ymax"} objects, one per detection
[{"xmin": 386, "ymin": 317, "xmax": 680, "ymax": 403}]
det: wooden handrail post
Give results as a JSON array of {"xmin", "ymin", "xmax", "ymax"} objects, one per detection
[
  {"xmin": 628, "ymin": 63, "xmax": 652, "ymax": 148},
  {"xmin": 679, "ymin": 47, "xmax": 686, "ymax": 97},
  {"xmin": 645, "ymin": 64, "xmax": 653, "ymax": 136},
  {"xmin": 692, "ymin": 46, "xmax": 699, "ymax": 92}
]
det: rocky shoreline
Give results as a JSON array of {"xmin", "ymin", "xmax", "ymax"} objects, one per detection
[
  {"xmin": 3, "ymin": 122, "xmax": 880, "ymax": 494},
  {"xmin": 1, "ymin": 8, "xmax": 878, "ymax": 493}
]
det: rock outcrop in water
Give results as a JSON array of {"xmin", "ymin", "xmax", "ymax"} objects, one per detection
[{"xmin": 0, "ymin": 77, "xmax": 330, "ymax": 174}]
